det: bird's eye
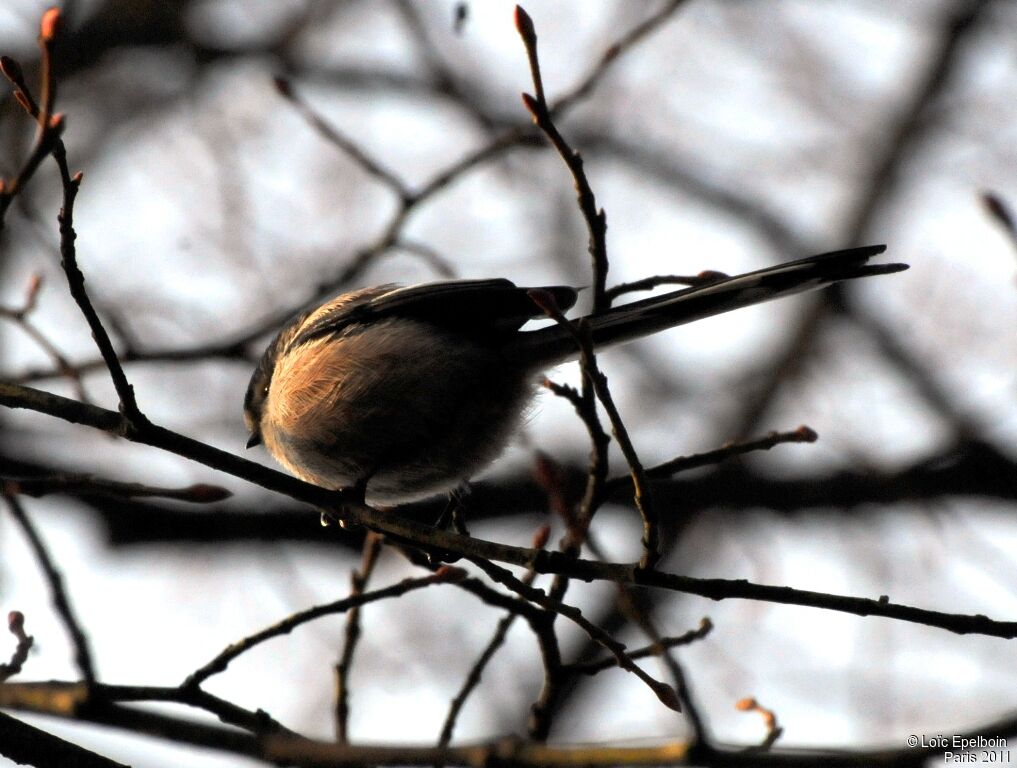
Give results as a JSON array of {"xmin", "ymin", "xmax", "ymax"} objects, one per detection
[{"xmin": 262, "ymin": 385, "xmax": 269, "ymax": 396}]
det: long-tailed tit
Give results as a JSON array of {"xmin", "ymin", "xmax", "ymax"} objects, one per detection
[{"xmin": 244, "ymin": 245, "xmax": 906, "ymax": 504}]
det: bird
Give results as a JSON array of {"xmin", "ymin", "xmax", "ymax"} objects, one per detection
[{"xmin": 244, "ymin": 245, "xmax": 907, "ymax": 505}]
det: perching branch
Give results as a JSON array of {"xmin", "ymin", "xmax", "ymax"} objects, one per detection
[{"xmin": 3, "ymin": 380, "xmax": 1017, "ymax": 640}]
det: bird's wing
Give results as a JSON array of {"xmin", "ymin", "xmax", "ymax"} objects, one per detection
[{"xmin": 293, "ymin": 279, "xmax": 578, "ymax": 347}]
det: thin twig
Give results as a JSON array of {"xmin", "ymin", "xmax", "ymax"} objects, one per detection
[
  {"xmin": 536, "ymin": 380, "xmax": 609, "ymax": 738},
  {"xmin": 0, "ymin": 611, "xmax": 34, "ymax": 682},
  {"xmin": 395, "ymin": 238, "xmax": 458, "ymax": 277},
  {"xmin": 581, "ymin": 520, "xmax": 709, "ymax": 740},
  {"xmin": 529, "ymin": 442, "xmax": 607, "ymax": 738},
  {"xmin": 334, "ymin": 531, "xmax": 383, "ymax": 743},
  {"xmin": 100, "ymin": 682, "xmax": 293, "ymax": 736},
  {"xmin": 534, "ymin": 385, "xmax": 711, "ymax": 741},
  {"xmin": 3, "ymin": 474, "xmax": 231, "ymax": 503},
  {"xmin": 530, "ymin": 291, "xmax": 660, "ymax": 568},
  {"xmin": 438, "ymin": 525, "xmax": 551, "ymax": 750},
  {"xmin": 551, "ymin": 1, "xmax": 688, "ymax": 116},
  {"xmin": 393, "ymin": 0, "xmax": 496, "ymax": 131},
  {"xmin": 16, "ymin": 8, "xmax": 149, "ymax": 427},
  {"xmin": 52, "ymin": 134, "xmax": 147, "ymax": 427},
  {"xmin": 185, "ymin": 567, "xmax": 465, "ymax": 687},
  {"xmin": 545, "ymin": 347, "xmax": 797, "ymax": 740},
  {"xmin": 0, "ymin": 680, "xmax": 292, "ymax": 737},
  {"xmin": 466, "ymin": 556, "xmax": 681, "ymax": 712},
  {"xmin": 538, "ymin": 325, "xmax": 648, "ymax": 737},
  {"xmin": 513, "ymin": 9, "xmax": 660, "ymax": 565},
  {"xmin": 274, "ymin": 76, "xmax": 412, "ymax": 200},
  {"xmin": 736, "ymin": 697, "xmax": 784, "ymax": 752},
  {"xmin": 606, "ymin": 426, "xmax": 819, "ymax": 493},
  {"xmin": 541, "ymin": 378, "xmax": 609, "ymax": 548},
  {"xmin": 604, "ymin": 273, "xmax": 712, "ymax": 302},
  {"xmin": 611, "ymin": 580, "xmax": 702, "ymax": 735},
  {"xmin": 0, "ymin": 274, "xmax": 90, "ymax": 401},
  {"xmin": 435, "ymin": 569, "xmax": 566, "ymax": 741},
  {"xmin": 0, "ymin": 52, "xmax": 64, "ymax": 230},
  {"xmin": 2, "ymin": 494, "xmax": 96, "ymax": 684},
  {"xmin": 566, "ymin": 617, "xmax": 712, "ymax": 675},
  {"xmin": 515, "ymin": 5, "xmax": 610, "ymax": 311}
]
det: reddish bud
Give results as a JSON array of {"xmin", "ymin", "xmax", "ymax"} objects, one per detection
[
  {"xmin": 532, "ymin": 524, "xmax": 551, "ymax": 550},
  {"xmin": 0, "ymin": 178, "xmax": 6, "ymax": 194},
  {"xmin": 24, "ymin": 273, "xmax": 42, "ymax": 308},
  {"xmin": 48, "ymin": 112, "xmax": 64, "ymax": 130},
  {"xmin": 532, "ymin": 450, "xmax": 558, "ymax": 485},
  {"xmin": 696, "ymin": 269, "xmax": 729, "ymax": 282},
  {"xmin": 40, "ymin": 8, "xmax": 62, "ymax": 42},
  {"xmin": 514, "ymin": 6, "xmax": 536, "ymax": 41},
  {"xmin": 272, "ymin": 75, "xmax": 293, "ymax": 98},
  {"xmin": 652, "ymin": 681, "xmax": 682, "ymax": 711},
  {"xmin": 521, "ymin": 91, "xmax": 541, "ymax": 120},
  {"xmin": 982, "ymin": 191, "xmax": 1016, "ymax": 234},
  {"xmin": 453, "ymin": 3, "xmax": 468, "ymax": 34},
  {"xmin": 794, "ymin": 425, "xmax": 818, "ymax": 443},
  {"xmin": 434, "ymin": 565, "xmax": 467, "ymax": 582},
  {"xmin": 183, "ymin": 484, "xmax": 232, "ymax": 503},
  {"xmin": 8, "ymin": 611, "xmax": 24, "ymax": 634},
  {"xmin": 735, "ymin": 697, "xmax": 757, "ymax": 711}
]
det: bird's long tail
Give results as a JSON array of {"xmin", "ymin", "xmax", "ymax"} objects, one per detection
[{"xmin": 508, "ymin": 245, "xmax": 908, "ymax": 368}]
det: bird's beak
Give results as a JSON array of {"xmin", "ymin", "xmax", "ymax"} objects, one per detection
[{"xmin": 246, "ymin": 431, "xmax": 262, "ymax": 449}]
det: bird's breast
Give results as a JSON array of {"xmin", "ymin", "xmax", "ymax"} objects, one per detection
[{"xmin": 259, "ymin": 317, "xmax": 533, "ymax": 503}]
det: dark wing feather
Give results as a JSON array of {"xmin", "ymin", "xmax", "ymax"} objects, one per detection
[{"xmin": 293, "ymin": 279, "xmax": 579, "ymax": 347}]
